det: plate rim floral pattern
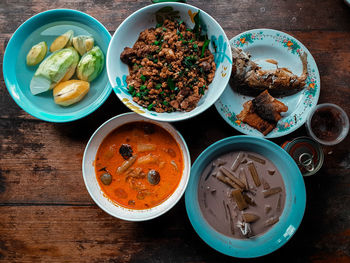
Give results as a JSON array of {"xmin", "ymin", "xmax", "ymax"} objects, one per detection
[{"xmin": 215, "ymin": 28, "xmax": 321, "ymax": 138}]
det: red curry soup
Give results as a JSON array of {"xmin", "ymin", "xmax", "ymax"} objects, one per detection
[{"xmin": 95, "ymin": 122, "xmax": 184, "ymax": 210}]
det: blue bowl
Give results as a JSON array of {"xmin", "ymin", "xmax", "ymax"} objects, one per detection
[
  {"xmin": 185, "ymin": 136, "xmax": 306, "ymax": 258},
  {"xmin": 3, "ymin": 9, "xmax": 111, "ymax": 122}
]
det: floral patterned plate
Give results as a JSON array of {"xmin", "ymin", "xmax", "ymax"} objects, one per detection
[{"xmin": 215, "ymin": 29, "xmax": 320, "ymax": 138}]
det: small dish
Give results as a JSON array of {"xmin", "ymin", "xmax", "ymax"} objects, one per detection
[
  {"xmin": 305, "ymin": 103, "xmax": 349, "ymax": 145},
  {"xmin": 3, "ymin": 9, "xmax": 111, "ymax": 122},
  {"xmin": 107, "ymin": 2, "xmax": 232, "ymax": 122},
  {"xmin": 185, "ymin": 136, "xmax": 306, "ymax": 258},
  {"xmin": 215, "ymin": 29, "xmax": 320, "ymax": 138},
  {"xmin": 82, "ymin": 112, "xmax": 191, "ymax": 221}
]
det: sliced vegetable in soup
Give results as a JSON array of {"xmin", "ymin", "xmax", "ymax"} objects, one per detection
[{"xmin": 95, "ymin": 122, "xmax": 184, "ymax": 210}]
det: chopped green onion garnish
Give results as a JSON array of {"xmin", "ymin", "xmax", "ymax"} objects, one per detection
[
  {"xmin": 163, "ymin": 100, "xmax": 169, "ymax": 106},
  {"xmin": 177, "ymin": 30, "xmax": 183, "ymax": 39},
  {"xmin": 155, "ymin": 84, "xmax": 162, "ymax": 89},
  {"xmin": 147, "ymin": 103, "xmax": 154, "ymax": 110},
  {"xmin": 167, "ymin": 78, "xmax": 175, "ymax": 90},
  {"xmin": 199, "ymin": 85, "xmax": 205, "ymax": 95},
  {"xmin": 162, "ymin": 27, "xmax": 167, "ymax": 31},
  {"xmin": 193, "ymin": 10, "xmax": 201, "ymax": 38},
  {"xmin": 140, "ymin": 75, "xmax": 146, "ymax": 82},
  {"xmin": 201, "ymin": 39, "xmax": 210, "ymax": 58},
  {"xmin": 140, "ymin": 85, "xmax": 147, "ymax": 90}
]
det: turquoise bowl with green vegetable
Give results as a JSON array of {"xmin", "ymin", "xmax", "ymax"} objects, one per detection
[
  {"xmin": 107, "ymin": 2, "xmax": 232, "ymax": 122},
  {"xmin": 3, "ymin": 9, "xmax": 111, "ymax": 122}
]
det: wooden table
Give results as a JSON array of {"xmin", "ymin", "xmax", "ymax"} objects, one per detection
[{"xmin": 1, "ymin": 0, "xmax": 349, "ymax": 262}]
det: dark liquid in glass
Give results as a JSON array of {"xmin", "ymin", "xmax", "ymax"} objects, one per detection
[{"xmin": 311, "ymin": 107, "xmax": 343, "ymax": 141}]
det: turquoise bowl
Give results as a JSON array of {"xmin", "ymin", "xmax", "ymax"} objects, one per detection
[
  {"xmin": 3, "ymin": 9, "xmax": 111, "ymax": 122},
  {"xmin": 107, "ymin": 2, "xmax": 232, "ymax": 122},
  {"xmin": 185, "ymin": 136, "xmax": 306, "ymax": 258}
]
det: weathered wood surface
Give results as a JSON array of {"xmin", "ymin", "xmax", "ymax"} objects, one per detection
[{"xmin": 0, "ymin": 0, "xmax": 349, "ymax": 262}]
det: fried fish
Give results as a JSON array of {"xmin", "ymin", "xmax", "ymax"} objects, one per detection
[
  {"xmin": 252, "ymin": 90, "xmax": 288, "ymax": 122},
  {"xmin": 237, "ymin": 90, "xmax": 288, "ymax": 135},
  {"xmin": 230, "ymin": 46, "xmax": 308, "ymax": 97}
]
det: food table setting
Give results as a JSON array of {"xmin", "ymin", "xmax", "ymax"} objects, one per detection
[{"xmin": 0, "ymin": 0, "xmax": 349, "ymax": 262}]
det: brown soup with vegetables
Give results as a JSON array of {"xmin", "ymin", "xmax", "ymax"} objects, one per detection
[
  {"xmin": 95, "ymin": 122, "xmax": 183, "ymax": 210},
  {"xmin": 198, "ymin": 151, "xmax": 285, "ymax": 239}
]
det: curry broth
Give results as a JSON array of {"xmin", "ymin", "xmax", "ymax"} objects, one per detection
[{"xmin": 95, "ymin": 122, "xmax": 184, "ymax": 210}]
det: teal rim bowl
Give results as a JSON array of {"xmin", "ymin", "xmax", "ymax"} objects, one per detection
[
  {"xmin": 185, "ymin": 136, "xmax": 306, "ymax": 258},
  {"xmin": 3, "ymin": 9, "xmax": 112, "ymax": 122}
]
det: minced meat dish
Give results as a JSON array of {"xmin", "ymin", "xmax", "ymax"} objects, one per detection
[{"xmin": 120, "ymin": 18, "xmax": 216, "ymax": 112}]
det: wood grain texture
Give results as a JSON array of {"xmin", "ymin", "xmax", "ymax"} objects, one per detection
[
  {"xmin": 1, "ymin": 0, "xmax": 350, "ymax": 34},
  {"xmin": 0, "ymin": 0, "xmax": 350, "ymax": 262},
  {"xmin": 0, "ymin": 203, "xmax": 349, "ymax": 263}
]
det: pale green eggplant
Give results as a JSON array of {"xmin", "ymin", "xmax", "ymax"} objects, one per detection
[
  {"xmin": 76, "ymin": 46, "xmax": 104, "ymax": 82},
  {"xmin": 72, "ymin": 35, "xmax": 94, "ymax": 56},
  {"xmin": 26, "ymin": 41, "xmax": 47, "ymax": 66},
  {"xmin": 30, "ymin": 47, "xmax": 79, "ymax": 95}
]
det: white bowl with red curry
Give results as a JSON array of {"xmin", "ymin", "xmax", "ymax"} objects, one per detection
[{"xmin": 82, "ymin": 112, "xmax": 191, "ymax": 221}]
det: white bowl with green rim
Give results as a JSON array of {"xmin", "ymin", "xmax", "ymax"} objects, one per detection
[{"xmin": 106, "ymin": 2, "xmax": 232, "ymax": 122}]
